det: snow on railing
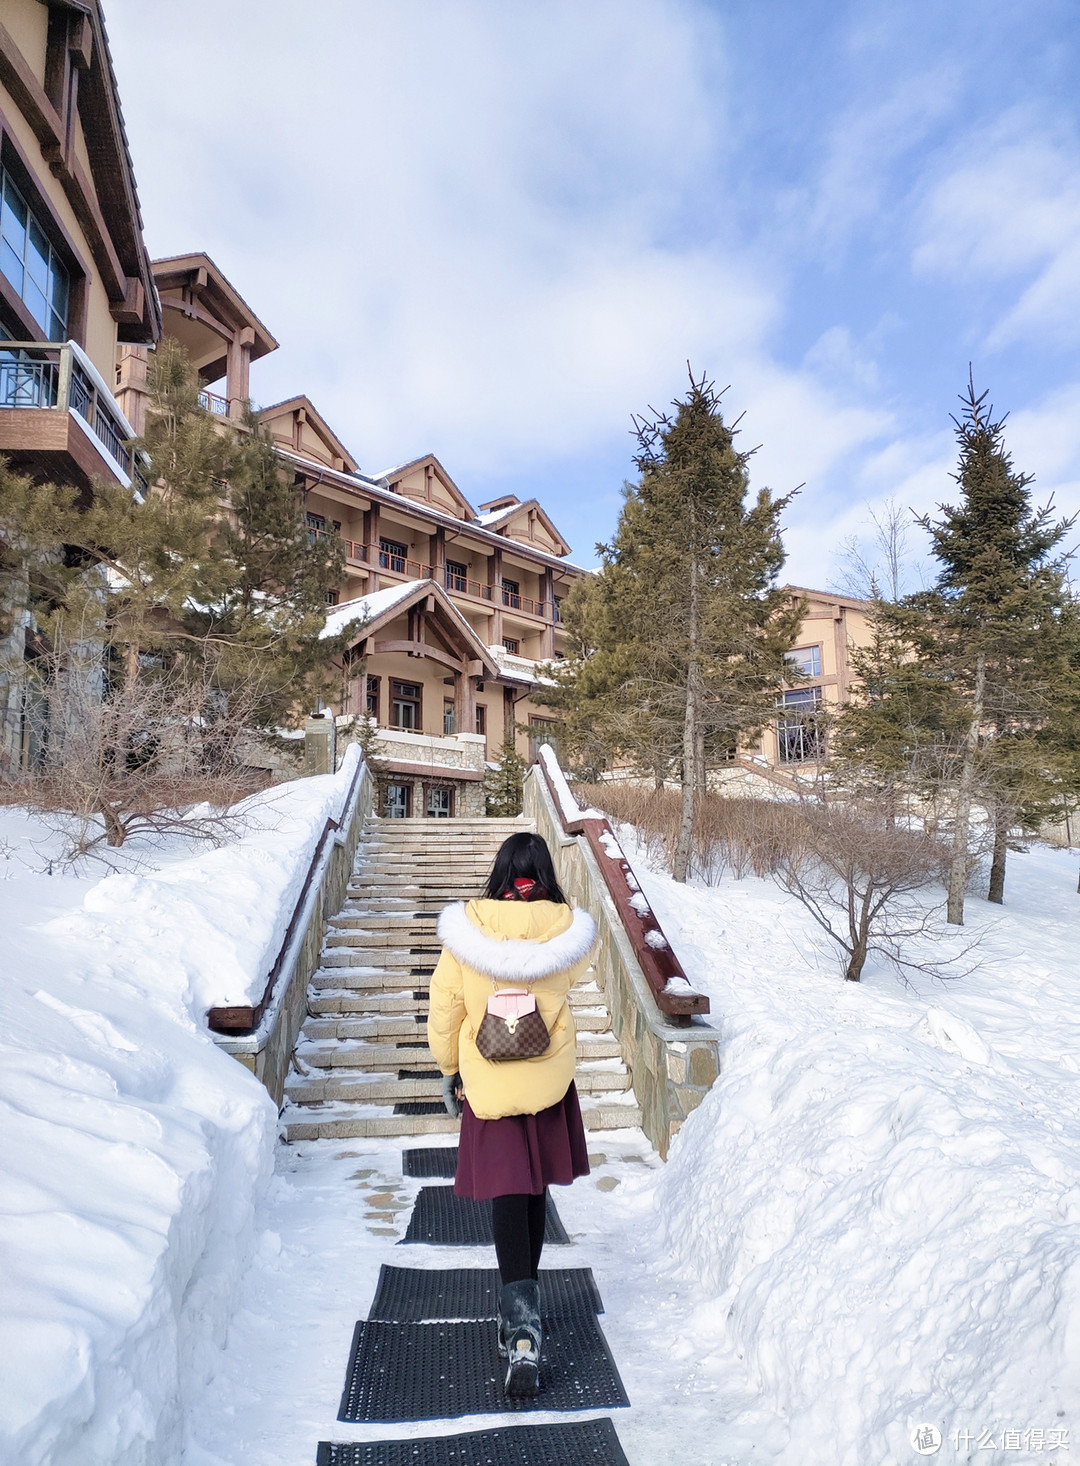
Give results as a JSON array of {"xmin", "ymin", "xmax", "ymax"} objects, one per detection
[
  {"xmin": 534, "ymin": 746, "xmax": 709, "ymax": 1026},
  {"xmin": 206, "ymin": 745, "xmax": 369, "ymax": 1035}
]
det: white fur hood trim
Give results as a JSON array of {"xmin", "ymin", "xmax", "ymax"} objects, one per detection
[{"xmin": 437, "ymin": 902, "xmax": 597, "ymax": 982}]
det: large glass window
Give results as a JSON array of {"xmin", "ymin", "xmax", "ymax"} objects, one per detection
[
  {"xmin": 529, "ymin": 716, "xmax": 557, "ymax": 761},
  {"xmin": 777, "ymin": 687, "xmax": 823, "ymax": 763},
  {"xmin": 786, "ymin": 645, "xmax": 822, "ymax": 679},
  {"xmin": 443, "ymin": 699, "xmax": 456, "ymax": 735},
  {"xmin": 379, "ymin": 537, "xmax": 407, "ymax": 573},
  {"xmin": 391, "ymin": 679, "xmax": 422, "ymax": 729},
  {"xmin": 501, "ymin": 577, "xmax": 521, "ymax": 609},
  {"xmin": 0, "ymin": 169, "xmax": 69, "ymax": 341},
  {"xmin": 445, "ymin": 559, "xmax": 468, "ymax": 592},
  {"xmin": 384, "ymin": 782, "xmax": 411, "ymax": 819},
  {"xmin": 426, "ymin": 786, "xmax": 453, "ymax": 818}
]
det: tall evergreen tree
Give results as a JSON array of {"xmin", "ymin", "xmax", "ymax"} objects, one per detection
[
  {"xmin": 913, "ymin": 374, "xmax": 1075, "ymax": 922},
  {"xmin": 542, "ymin": 373, "xmax": 801, "ymax": 882}
]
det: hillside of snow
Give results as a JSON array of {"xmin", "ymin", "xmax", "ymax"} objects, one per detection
[{"xmin": 620, "ymin": 830, "xmax": 1080, "ymax": 1465}]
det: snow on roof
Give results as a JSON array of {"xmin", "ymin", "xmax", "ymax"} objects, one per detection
[
  {"xmin": 475, "ymin": 506, "xmax": 517, "ymax": 527},
  {"xmin": 320, "ymin": 579, "xmax": 425, "ymax": 639}
]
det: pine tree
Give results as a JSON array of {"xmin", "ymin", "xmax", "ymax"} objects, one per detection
[
  {"xmin": 541, "ymin": 372, "xmax": 800, "ymax": 881},
  {"xmin": 484, "ymin": 728, "xmax": 527, "ymax": 817},
  {"xmin": 915, "ymin": 373, "xmax": 1075, "ymax": 922},
  {"xmin": 194, "ymin": 411, "xmax": 358, "ymax": 727}
]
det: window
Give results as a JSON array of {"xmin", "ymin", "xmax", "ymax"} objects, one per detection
[
  {"xmin": 501, "ymin": 577, "xmax": 520, "ymax": 609},
  {"xmin": 443, "ymin": 699, "xmax": 456, "ymax": 735},
  {"xmin": 502, "ymin": 637, "xmax": 519, "ymax": 655},
  {"xmin": 777, "ymin": 687, "xmax": 823, "ymax": 764},
  {"xmin": 426, "ymin": 786, "xmax": 454, "ymax": 818},
  {"xmin": 325, "ymin": 589, "xmax": 338, "ymax": 605},
  {"xmin": 786, "ymin": 645, "xmax": 822, "ymax": 679},
  {"xmin": 0, "ymin": 168, "xmax": 69, "ymax": 341},
  {"xmin": 529, "ymin": 716, "xmax": 557, "ymax": 761},
  {"xmin": 475, "ymin": 704, "xmax": 487, "ymax": 736},
  {"xmin": 379, "ymin": 537, "xmax": 407, "ymax": 572},
  {"xmin": 391, "ymin": 679, "xmax": 422, "ymax": 729},
  {"xmin": 307, "ymin": 511, "xmax": 326, "ymax": 547},
  {"xmin": 446, "ymin": 559, "xmax": 468, "ymax": 592},
  {"xmin": 365, "ymin": 675, "xmax": 380, "ymax": 721},
  {"xmin": 553, "ymin": 596, "xmax": 563, "ymax": 624},
  {"xmin": 384, "ymin": 782, "xmax": 411, "ymax": 819}
]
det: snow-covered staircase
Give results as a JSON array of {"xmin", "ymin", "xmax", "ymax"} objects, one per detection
[{"xmin": 282, "ymin": 815, "xmax": 642, "ymax": 1141}]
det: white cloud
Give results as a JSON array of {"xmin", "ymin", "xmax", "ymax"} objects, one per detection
[{"xmin": 912, "ymin": 118, "xmax": 1080, "ymax": 349}]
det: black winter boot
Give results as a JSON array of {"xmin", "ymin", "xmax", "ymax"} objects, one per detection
[{"xmin": 499, "ymin": 1279, "xmax": 541, "ymax": 1396}]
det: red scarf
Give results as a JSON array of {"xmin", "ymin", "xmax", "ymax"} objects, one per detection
[{"xmin": 502, "ymin": 877, "xmax": 548, "ymax": 901}]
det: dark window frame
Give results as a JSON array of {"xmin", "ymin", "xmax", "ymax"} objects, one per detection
[
  {"xmin": 0, "ymin": 128, "xmax": 89, "ymax": 347},
  {"xmin": 391, "ymin": 678, "xmax": 422, "ymax": 730}
]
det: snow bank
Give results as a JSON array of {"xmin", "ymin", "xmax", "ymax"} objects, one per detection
[
  {"xmin": 622, "ymin": 833, "xmax": 1080, "ymax": 1464},
  {"xmin": 0, "ymin": 747, "xmax": 363, "ymax": 1466}
]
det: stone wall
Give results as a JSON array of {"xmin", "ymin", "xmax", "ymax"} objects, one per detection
[
  {"xmin": 213, "ymin": 757, "xmax": 375, "ymax": 1106},
  {"xmin": 525, "ymin": 767, "xmax": 721, "ymax": 1159}
]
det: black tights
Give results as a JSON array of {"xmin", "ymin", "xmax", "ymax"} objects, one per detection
[{"xmin": 491, "ymin": 1190, "xmax": 547, "ymax": 1285}]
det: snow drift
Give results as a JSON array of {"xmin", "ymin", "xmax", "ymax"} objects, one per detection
[
  {"xmin": 626, "ymin": 836, "xmax": 1080, "ymax": 1465},
  {"xmin": 0, "ymin": 748, "xmax": 362, "ymax": 1466}
]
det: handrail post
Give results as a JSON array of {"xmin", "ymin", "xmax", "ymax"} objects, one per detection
[{"xmin": 56, "ymin": 342, "xmax": 72, "ymax": 414}]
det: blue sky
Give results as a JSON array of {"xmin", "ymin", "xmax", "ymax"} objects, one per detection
[{"xmin": 105, "ymin": 0, "xmax": 1080, "ymax": 587}]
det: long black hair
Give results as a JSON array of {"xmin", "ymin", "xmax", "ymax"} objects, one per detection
[{"xmin": 482, "ymin": 831, "xmax": 568, "ymax": 905}]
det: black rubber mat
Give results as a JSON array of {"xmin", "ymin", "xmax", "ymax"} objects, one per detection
[
  {"xmin": 337, "ymin": 1314, "xmax": 629, "ymax": 1422},
  {"xmin": 394, "ymin": 1101, "xmax": 446, "ymax": 1116},
  {"xmin": 396, "ymin": 1041, "xmax": 428, "ymax": 1049},
  {"xmin": 368, "ymin": 1265, "xmax": 603, "ymax": 1321},
  {"xmin": 398, "ymin": 1069, "xmax": 441, "ymax": 1081},
  {"xmin": 401, "ymin": 1187, "xmax": 569, "ymax": 1245},
  {"xmin": 318, "ymin": 1418, "xmax": 630, "ymax": 1465},
  {"xmin": 403, "ymin": 1146, "xmax": 458, "ymax": 1178}
]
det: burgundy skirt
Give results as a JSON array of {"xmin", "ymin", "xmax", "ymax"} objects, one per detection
[{"xmin": 454, "ymin": 1081, "xmax": 590, "ymax": 1200}]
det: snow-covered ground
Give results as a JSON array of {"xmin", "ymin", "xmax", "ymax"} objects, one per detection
[
  {"xmin": 628, "ymin": 833, "xmax": 1080, "ymax": 1465},
  {"xmin": 5, "ymin": 763, "xmax": 1079, "ymax": 1466},
  {"xmin": 0, "ymin": 752, "xmax": 361, "ymax": 1466}
]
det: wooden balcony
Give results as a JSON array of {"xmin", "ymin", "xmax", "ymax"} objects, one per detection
[
  {"xmin": 311, "ymin": 530, "xmax": 559, "ymax": 622},
  {"xmin": 0, "ymin": 341, "xmax": 146, "ymax": 493}
]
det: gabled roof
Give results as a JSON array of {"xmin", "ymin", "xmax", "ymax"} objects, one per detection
[
  {"xmin": 321, "ymin": 577, "xmax": 501, "ymax": 679},
  {"xmin": 152, "ymin": 253, "xmax": 279, "ymax": 360},
  {"xmin": 258, "ymin": 395, "xmax": 358, "ymax": 474},
  {"xmin": 471, "ymin": 497, "xmax": 571, "ymax": 557},
  {"xmin": 372, "ymin": 454, "xmax": 477, "ymax": 521},
  {"xmin": 783, "ymin": 585, "xmax": 875, "ymax": 611}
]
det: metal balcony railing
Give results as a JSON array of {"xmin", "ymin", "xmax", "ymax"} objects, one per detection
[
  {"xmin": 0, "ymin": 340, "xmax": 146, "ymax": 490},
  {"xmin": 197, "ymin": 388, "xmax": 230, "ymax": 416}
]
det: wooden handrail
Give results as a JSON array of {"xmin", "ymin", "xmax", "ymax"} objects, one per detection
[
  {"xmin": 206, "ymin": 753, "xmax": 367, "ymax": 1035},
  {"xmin": 535, "ymin": 755, "xmax": 709, "ymax": 1026}
]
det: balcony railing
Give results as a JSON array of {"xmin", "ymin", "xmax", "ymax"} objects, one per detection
[
  {"xmin": 198, "ymin": 388, "xmax": 230, "ymax": 416},
  {"xmin": 309, "ymin": 530, "xmax": 559, "ymax": 619},
  {"xmin": 0, "ymin": 340, "xmax": 146, "ymax": 490}
]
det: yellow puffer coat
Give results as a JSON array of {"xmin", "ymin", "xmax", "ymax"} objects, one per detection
[{"xmin": 426, "ymin": 898, "xmax": 597, "ymax": 1120}]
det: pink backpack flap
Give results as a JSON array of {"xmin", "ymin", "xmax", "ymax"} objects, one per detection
[{"xmin": 486, "ymin": 987, "xmax": 536, "ymax": 1021}]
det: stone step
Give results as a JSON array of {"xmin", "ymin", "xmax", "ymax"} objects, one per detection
[
  {"xmin": 282, "ymin": 1092, "xmax": 642, "ymax": 1143},
  {"xmin": 287, "ymin": 1061, "xmax": 631, "ymax": 1102},
  {"xmin": 296, "ymin": 1023, "xmax": 623, "ymax": 1060},
  {"xmin": 306, "ymin": 992, "xmax": 614, "ymax": 1033},
  {"xmin": 328, "ymin": 914, "xmax": 440, "ymax": 932}
]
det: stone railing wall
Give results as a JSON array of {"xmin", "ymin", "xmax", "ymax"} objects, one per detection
[
  {"xmin": 524, "ymin": 759, "xmax": 721, "ymax": 1158},
  {"xmin": 210, "ymin": 752, "xmax": 375, "ymax": 1106}
]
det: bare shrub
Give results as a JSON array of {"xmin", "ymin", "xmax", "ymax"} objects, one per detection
[
  {"xmin": 1, "ymin": 635, "xmax": 270, "ymax": 863},
  {"xmin": 579, "ymin": 782, "xmax": 801, "ymax": 882},
  {"xmin": 772, "ymin": 797, "xmax": 963, "ymax": 982}
]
